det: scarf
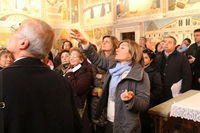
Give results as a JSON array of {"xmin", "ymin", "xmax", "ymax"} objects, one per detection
[
  {"xmin": 177, "ymin": 44, "xmax": 188, "ymax": 53},
  {"xmin": 108, "ymin": 62, "xmax": 131, "ymax": 101}
]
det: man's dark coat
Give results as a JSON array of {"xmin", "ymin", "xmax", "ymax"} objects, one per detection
[{"xmin": 2, "ymin": 57, "xmax": 81, "ymax": 133}]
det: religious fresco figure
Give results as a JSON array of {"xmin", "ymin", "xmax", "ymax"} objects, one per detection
[
  {"xmin": 71, "ymin": 0, "xmax": 79, "ymax": 23},
  {"xmin": 168, "ymin": 0, "xmax": 200, "ymax": 10},
  {"xmin": 117, "ymin": 0, "xmax": 161, "ymax": 18},
  {"xmin": 116, "ymin": 0, "xmax": 129, "ymax": 16}
]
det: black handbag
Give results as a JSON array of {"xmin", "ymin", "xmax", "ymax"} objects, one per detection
[{"xmin": 0, "ymin": 71, "xmax": 5, "ymax": 133}]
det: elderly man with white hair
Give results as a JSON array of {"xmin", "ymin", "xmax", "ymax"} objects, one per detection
[{"xmin": 0, "ymin": 18, "xmax": 81, "ymax": 133}]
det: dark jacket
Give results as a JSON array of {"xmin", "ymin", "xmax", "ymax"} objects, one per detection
[
  {"xmin": 140, "ymin": 63, "xmax": 163, "ymax": 133},
  {"xmin": 186, "ymin": 43, "xmax": 200, "ymax": 73},
  {"xmin": 53, "ymin": 53, "xmax": 61, "ymax": 68},
  {"xmin": 197, "ymin": 51, "xmax": 200, "ymax": 79},
  {"xmin": 2, "ymin": 57, "xmax": 81, "ymax": 133},
  {"xmin": 65, "ymin": 60, "xmax": 93, "ymax": 133},
  {"xmin": 54, "ymin": 64, "xmax": 70, "ymax": 76},
  {"xmin": 186, "ymin": 43, "xmax": 200, "ymax": 89},
  {"xmin": 144, "ymin": 63, "xmax": 163, "ymax": 107},
  {"xmin": 156, "ymin": 50, "xmax": 192, "ymax": 101},
  {"xmin": 82, "ymin": 44, "xmax": 150, "ymax": 133},
  {"xmin": 65, "ymin": 60, "xmax": 93, "ymax": 109},
  {"xmin": 186, "ymin": 43, "xmax": 200, "ymax": 59}
]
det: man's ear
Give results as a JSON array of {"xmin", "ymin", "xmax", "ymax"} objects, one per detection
[{"xmin": 19, "ymin": 38, "xmax": 30, "ymax": 50}]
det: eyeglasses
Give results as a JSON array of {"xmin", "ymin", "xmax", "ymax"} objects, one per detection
[
  {"xmin": 69, "ymin": 55, "xmax": 80, "ymax": 59},
  {"xmin": 10, "ymin": 23, "xmax": 21, "ymax": 33}
]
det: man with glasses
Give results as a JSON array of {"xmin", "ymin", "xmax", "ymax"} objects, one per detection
[{"xmin": 1, "ymin": 18, "xmax": 81, "ymax": 133}]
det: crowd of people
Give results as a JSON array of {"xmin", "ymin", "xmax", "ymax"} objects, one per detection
[{"xmin": 0, "ymin": 18, "xmax": 199, "ymax": 133}]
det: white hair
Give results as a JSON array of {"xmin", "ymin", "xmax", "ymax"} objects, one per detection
[{"xmin": 20, "ymin": 19, "xmax": 54, "ymax": 59}]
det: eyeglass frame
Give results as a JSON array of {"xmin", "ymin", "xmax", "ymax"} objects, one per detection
[
  {"xmin": 10, "ymin": 23, "xmax": 21, "ymax": 33},
  {"xmin": 69, "ymin": 55, "xmax": 81, "ymax": 59}
]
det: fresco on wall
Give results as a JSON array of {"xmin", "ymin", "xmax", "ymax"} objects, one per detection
[
  {"xmin": 144, "ymin": 15, "xmax": 200, "ymax": 45},
  {"xmin": 0, "ymin": 0, "xmax": 40, "ymax": 47},
  {"xmin": 46, "ymin": 0, "xmax": 79, "ymax": 23},
  {"xmin": 46, "ymin": 0, "xmax": 70, "ymax": 20},
  {"xmin": 168, "ymin": 0, "xmax": 200, "ymax": 11},
  {"xmin": 84, "ymin": 0, "xmax": 110, "ymax": 7},
  {"xmin": 52, "ymin": 29, "xmax": 72, "ymax": 50},
  {"xmin": 83, "ymin": 2, "xmax": 112, "ymax": 24},
  {"xmin": 71, "ymin": 0, "xmax": 79, "ymax": 23},
  {"xmin": 0, "ymin": 0, "xmax": 40, "ymax": 24},
  {"xmin": 52, "ymin": 27, "xmax": 112, "ymax": 53},
  {"xmin": 0, "ymin": 33, "xmax": 11, "ymax": 47},
  {"xmin": 0, "ymin": 0, "xmax": 41, "ymax": 15},
  {"xmin": 116, "ymin": 0, "xmax": 161, "ymax": 18},
  {"xmin": 84, "ymin": 0, "xmax": 100, "ymax": 5},
  {"xmin": 84, "ymin": 29, "xmax": 94, "ymax": 41},
  {"xmin": 0, "ymin": 0, "xmax": 39, "ymax": 37},
  {"xmin": 84, "ymin": 27, "xmax": 112, "ymax": 47},
  {"xmin": 0, "ymin": 0, "xmax": 41, "ymax": 23}
]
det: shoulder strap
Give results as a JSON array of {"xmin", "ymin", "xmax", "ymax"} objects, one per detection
[{"xmin": 0, "ymin": 70, "xmax": 4, "ymax": 133}]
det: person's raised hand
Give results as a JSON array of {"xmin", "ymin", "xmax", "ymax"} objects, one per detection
[{"xmin": 70, "ymin": 29, "xmax": 88, "ymax": 45}]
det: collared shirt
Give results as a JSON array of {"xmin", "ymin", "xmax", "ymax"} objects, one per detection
[{"xmin": 14, "ymin": 57, "xmax": 28, "ymax": 62}]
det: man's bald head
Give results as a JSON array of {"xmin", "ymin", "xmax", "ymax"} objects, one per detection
[
  {"xmin": 8, "ymin": 18, "xmax": 54, "ymax": 59},
  {"xmin": 21, "ymin": 18, "xmax": 54, "ymax": 59}
]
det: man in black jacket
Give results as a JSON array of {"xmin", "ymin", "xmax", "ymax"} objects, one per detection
[
  {"xmin": 186, "ymin": 28, "xmax": 200, "ymax": 90},
  {"xmin": 2, "ymin": 18, "xmax": 81, "ymax": 133},
  {"xmin": 156, "ymin": 36, "xmax": 192, "ymax": 102}
]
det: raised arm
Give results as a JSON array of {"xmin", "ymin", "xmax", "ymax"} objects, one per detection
[{"xmin": 70, "ymin": 29, "xmax": 115, "ymax": 70}]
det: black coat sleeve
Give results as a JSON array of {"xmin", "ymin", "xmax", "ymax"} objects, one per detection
[
  {"xmin": 64, "ymin": 79, "xmax": 83, "ymax": 133},
  {"xmin": 150, "ymin": 71, "xmax": 163, "ymax": 105},
  {"xmin": 180, "ymin": 55, "xmax": 192, "ymax": 93}
]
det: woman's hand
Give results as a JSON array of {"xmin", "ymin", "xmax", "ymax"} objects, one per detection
[
  {"xmin": 70, "ymin": 29, "xmax": 88, "ymax": 45},
  {"xmin": 120, "ymin": 90, "xmax": 134, "ymax": 101}
]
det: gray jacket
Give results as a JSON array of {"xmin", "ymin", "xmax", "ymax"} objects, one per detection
[{"xmin": 82, "ymin": 44, "xmax": 150, "ymax": 133}]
